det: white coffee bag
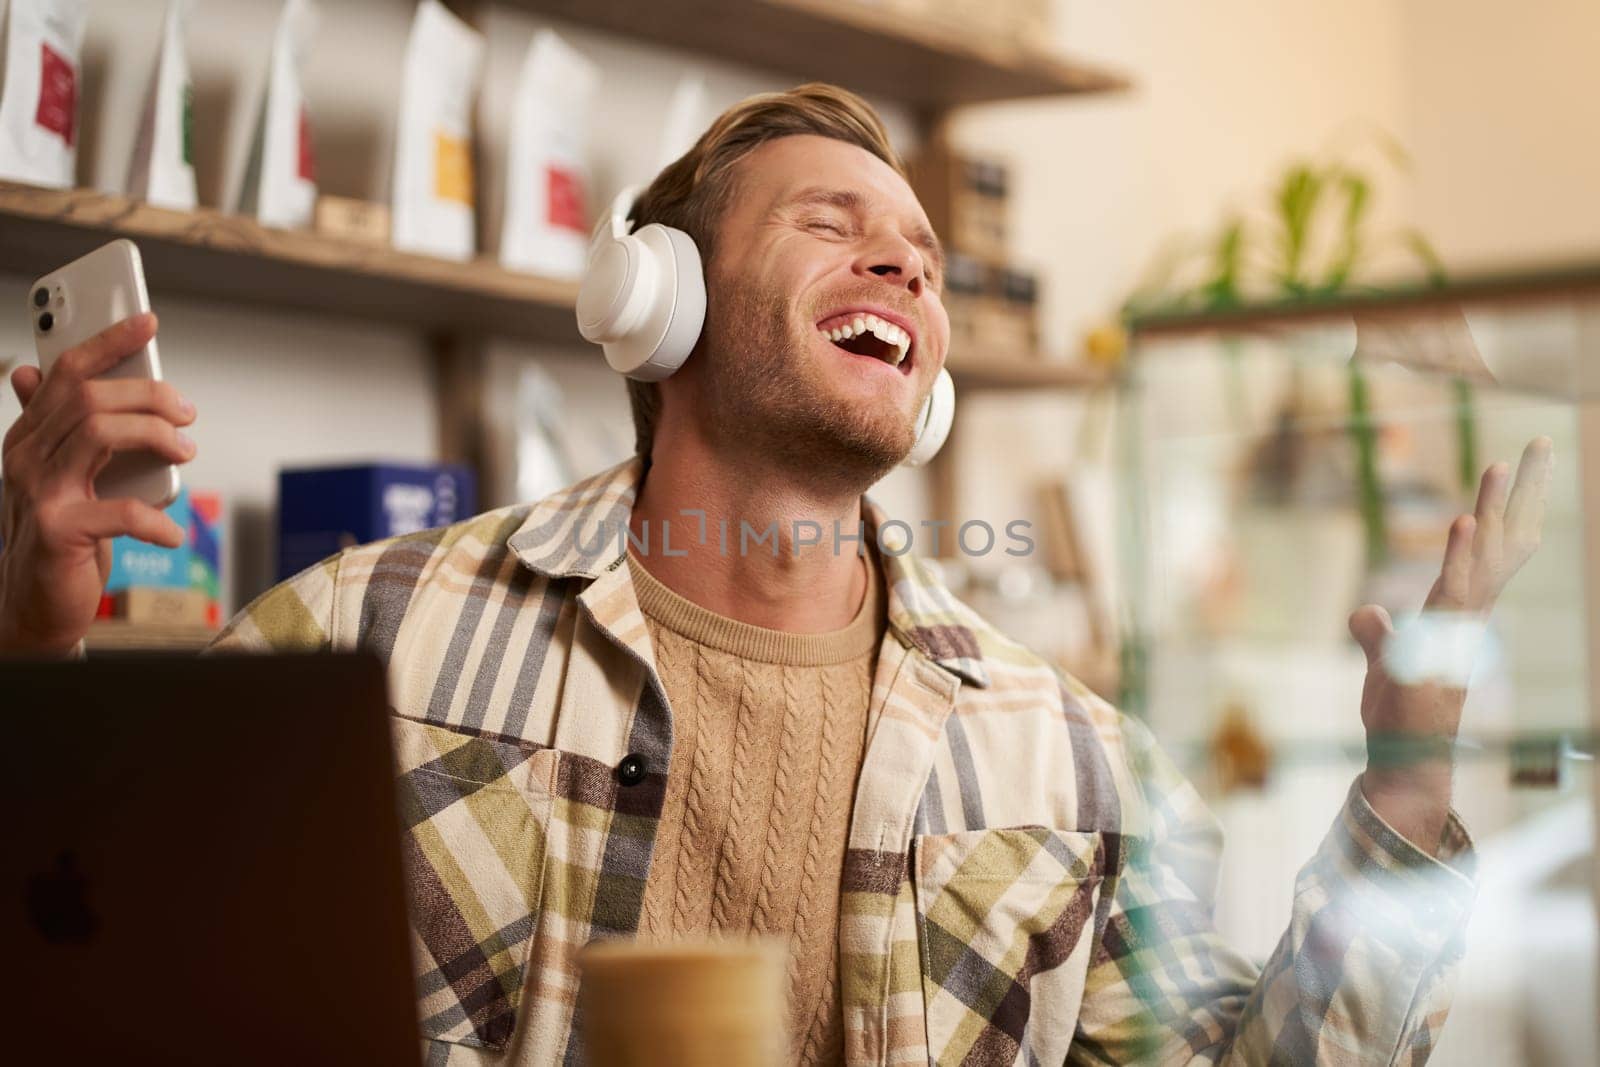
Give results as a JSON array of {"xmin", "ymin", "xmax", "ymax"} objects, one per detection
[
  {"xmin": 654, "ymin": 73, "xmax": 707, "ymax": 174},
  {"xmin": 499, "ymin": 31, "xmax": 597, "ymax": 278},
  {"xmin": 237, "ymin": 0, "xmax": 318, "ymax": 229},
  {"xmin": 126, "ymin": 0, "xmax": 197, "ymax": 210},
  {"xmin": 392, "ymin": 0, "xmax": 484, "ymax": 261},
  {"xmin": 0, "ymin": 0, "xmax": 88, "ymax": 189}
]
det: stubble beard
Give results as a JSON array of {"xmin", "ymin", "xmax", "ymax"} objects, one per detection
[{"xmin": 697, "ymin": 277, "xmax": 918, "ymax": 494}]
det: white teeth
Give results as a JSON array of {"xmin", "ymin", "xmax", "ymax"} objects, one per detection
[
  {"xmin": 820, "ymin": 315, "xmax": 913, "ymax": 367},
  {"xmin": 865, "ymin": 316, "xmax": 909, "ymax": 366}
]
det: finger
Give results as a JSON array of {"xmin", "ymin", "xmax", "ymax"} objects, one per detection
[
  {"xmin": 1504, "ymin": 435, "xmax": 1554, "ymax": 549},
  {"xmin": 76, "ymin": 377, "xmax": 195, "ymax": 422},
  {"xmin": 10, "ymin": 363, "xmax": 41, "ymax": 406},
  {"xmin": 1425, "ymin": 514, "xmax": 1476, "ymax": 611},
  {"xmin": 54, "ymin": 312, "xmax": 158, "ymax": 382},
  {"xmin": 40, "ymin": 413, "xmax": 195, "ymax": 488},
  {"xmin": 59, "ymin": 496, "xmax": 185, "ymax": 549},
  {"xmin": 1471, "ymin": 460, "xmax": 1509, "ymax": 565},
  {"xmin": 3, "ymin": 365, "xmax": 43, "ymax": 455},
  {"xmin": 1348, "ymin": 603, "xmax": 1394, "ymax": 665},
  {"xmin": 14, "ymin": 379, "xmax": 193, "ymax": 484}
]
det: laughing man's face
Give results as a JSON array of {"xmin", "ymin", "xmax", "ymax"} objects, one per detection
[{"xmin": 685, "ymin": 134, "xmax": 950, "ymax": 487}]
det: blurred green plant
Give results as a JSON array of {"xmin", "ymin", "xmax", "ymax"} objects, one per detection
[
  {"xmin": 1123, "ymin": 131, "xmax": 1445, "ymax": 316},
  {"xmin": 1347, "ymin": 365, "xmax": 1386, "ymax": 567},
  {"xmin": 1119, "ymin": 130, "xmax": 1473, "ymax": 574}
]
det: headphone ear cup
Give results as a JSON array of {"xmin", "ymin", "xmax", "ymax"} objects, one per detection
[
  {"xmin": 636, "ymin": 225, "xmax": 706, "ymax": 380},
  {"xmin": 576, "ymin": 221, "xmax": 706, "ymax": 381},
  {"xmin": 901, "ymin": 368, "xmax": 956, "ymax": 468}
]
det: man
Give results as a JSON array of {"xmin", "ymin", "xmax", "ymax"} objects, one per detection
[{"xmin": 0, "ymin": 84, "xmax": 1553, "ymax": 1065}]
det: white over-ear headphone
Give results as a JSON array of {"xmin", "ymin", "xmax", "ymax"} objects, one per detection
[
  {"xmin": 576, "ymin": 187, "xmax": 955, "ymax": 466},
  {"xmin": 575, "ymin": 187, "xmax": 705, "ymax": 382}
]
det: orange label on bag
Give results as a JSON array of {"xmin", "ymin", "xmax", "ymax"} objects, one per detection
[{"xmin": 433, "ymin": 131, "xmax": 473, "ymax": 206}]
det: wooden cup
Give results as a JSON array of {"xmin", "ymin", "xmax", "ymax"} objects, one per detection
[{"xmin": 578, "ymin": 939, "xmax": 787, "ymax": 1067}]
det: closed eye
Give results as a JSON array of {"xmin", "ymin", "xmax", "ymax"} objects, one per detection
[{"xmin": 803, "ymin": 217, "xmax": 850, "ymax": 237}]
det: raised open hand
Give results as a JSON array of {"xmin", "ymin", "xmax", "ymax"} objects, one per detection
[{"xmin": 1346, "ymin": 436, "xmax": 1553, "ymax": 853}]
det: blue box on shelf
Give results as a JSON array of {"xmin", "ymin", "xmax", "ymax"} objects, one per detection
[
  {"xmin": 107, "ymin": 488, "xmax": 193, "ymax": 593},
  {"xmin": 277, "ymin": 462, "xmax": 476, "ymax": 581}
]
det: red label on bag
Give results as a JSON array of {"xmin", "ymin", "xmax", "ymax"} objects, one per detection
[
  {"xmin": 547, "ymin": 166, "xmax": 587, "ymax": 232},
  {"xmin": 297, "ymin": 106, "xmax": 317, "ymax": 182},
  {"xmin": 35, "ymin": 42, "xmax": 77, "ymax": 146}
]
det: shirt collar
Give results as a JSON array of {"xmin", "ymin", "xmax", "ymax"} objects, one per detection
[{"xmin": 507, "ymin": 456, "xmax": 990, "ymax": 689}]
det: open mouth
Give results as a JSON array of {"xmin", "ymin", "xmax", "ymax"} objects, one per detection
[{"xmin": 817, "ymin": 312, "xmax": 913, "ymax": 373}]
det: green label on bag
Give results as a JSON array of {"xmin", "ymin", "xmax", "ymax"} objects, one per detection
[{"xmin": 182, "ymin": 83, "xmax": 194, "ymax": 166}]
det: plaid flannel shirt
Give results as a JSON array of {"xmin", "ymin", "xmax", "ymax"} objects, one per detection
[{"xmin": 210, "ymin": 456, "xmax": 1477, "ymax": 1065}]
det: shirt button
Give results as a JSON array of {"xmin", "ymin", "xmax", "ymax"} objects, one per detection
[{"xmin": 617, "ymin": 753, "xmax": 647, "ymax": 787}]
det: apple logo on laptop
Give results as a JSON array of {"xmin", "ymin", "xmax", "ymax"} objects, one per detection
[{"xmin": 25, "ymin": 851, "xmax": 98, "ymax": 944}]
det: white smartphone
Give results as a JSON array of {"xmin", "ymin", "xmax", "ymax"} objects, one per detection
[{"xmin": 30, "ymin": 239, "xmax": 181, "ymax": 510}]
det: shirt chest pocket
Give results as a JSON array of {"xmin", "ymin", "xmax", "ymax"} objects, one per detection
[
  {"xmin": 912, "ymin": 827, "xmax": 1107, "ymax": 1066},
  {"xmin": 390, "ymin": 715, "xmax": 560, "ymax": 1051}
]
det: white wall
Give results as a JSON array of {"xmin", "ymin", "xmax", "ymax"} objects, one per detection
[
  {"xmin": 1400, "ymin": 0, "xmax": 1600, "ymax": 270},
  {"xmin": 953, "ymin": 0, "xmax": 1412, "ymax": 355}
]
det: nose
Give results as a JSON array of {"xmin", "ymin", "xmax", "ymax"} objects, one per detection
[{"xmin": 854, "ymin": 230, "xmax": 925, "ymax": 298}]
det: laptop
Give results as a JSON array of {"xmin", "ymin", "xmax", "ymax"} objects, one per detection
[{"xmin": 2, "ymin": 652, "xmax": 422, "ymax": 1065}]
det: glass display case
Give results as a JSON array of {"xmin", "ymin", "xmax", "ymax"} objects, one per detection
[{"xmin": 1123, "ymin": 267, "xmax": 1600, "ymax": 1066}]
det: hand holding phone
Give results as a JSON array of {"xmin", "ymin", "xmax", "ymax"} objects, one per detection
[{"xmin": 0, "ymin": 240, "xmax": 198, "ymax": 657}]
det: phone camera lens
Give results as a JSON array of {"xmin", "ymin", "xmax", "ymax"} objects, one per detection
[
  {"xmin": 38, "ymin": 312, "xmax": 53, "ymax": 332},
  {"xmin": 32, "ymin": 287, "xmax": 48, "ymax": 308}
]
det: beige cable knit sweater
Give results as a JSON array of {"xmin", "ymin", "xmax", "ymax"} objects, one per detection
[{"xmin": 628, "ymin": 547, "xmax": 882, "ymax": 1065}]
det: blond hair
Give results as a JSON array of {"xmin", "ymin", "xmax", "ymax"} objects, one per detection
[{"xmin": 624, "ymin": 83, "xmax": 903, "ymax": 458}]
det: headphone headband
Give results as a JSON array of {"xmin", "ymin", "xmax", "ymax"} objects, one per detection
[{"xmin": 598, "ymin": 186, "xmax": 639, "ymax": 244}]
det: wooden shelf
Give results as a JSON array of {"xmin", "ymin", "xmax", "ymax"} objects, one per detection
[
  {"xmin": 85, "ymin": 620, "xmax": 219, "ymax": 653},
  {"xmin": 1126, "ymin": 262, "xmax": 1600, "ymax": 340},
  {"xmin": 0, "ymin": 182, "xmax": 584, "ymax": 343},
  {"xmin": 0, "ymin": 183, "xmax": 1100, "ymax": 393},
  {"xmin": 517, "ymin": 0, "xmax": 1129, "ymax": 112},
  {"xmin": 942, "ymin": 353, "xmax": 1107, "ymax": 390}
]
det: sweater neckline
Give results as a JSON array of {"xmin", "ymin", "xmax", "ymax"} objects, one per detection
[{"xmin": 625, "ymin": 549, "xmax": 883, "ymax": 666}]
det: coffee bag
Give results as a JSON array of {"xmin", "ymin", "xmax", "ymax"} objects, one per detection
[
  {"xmin": 237, "ymin": 0, "xmax": 318, "ymax": 229},
  {"xmin": 654, "ymin": 73, "xmax": 706, "ymax": 174},
  {"xmin": 126, "ymin": 0, "xmax": 197, "ymax": 210},
  {"xmin": 392, "ymin": 0, "xmax": 483, "ymax": 261},
  {"xmin": 499, "ymin": 30, "xmax": 597, "ymax": 278},
  {"xmin": 0, "ymin": 0, "xmax": 88, "ymax": 189}
]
